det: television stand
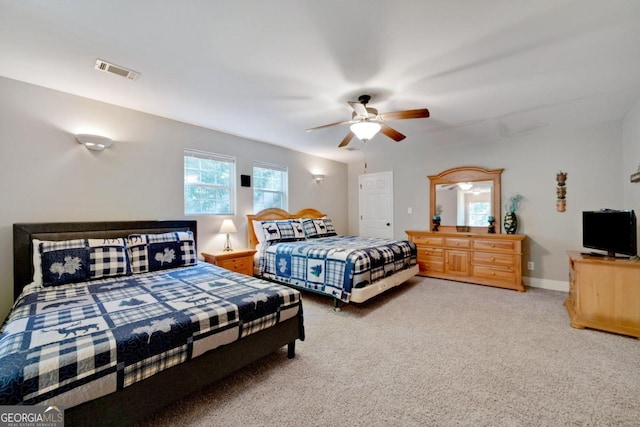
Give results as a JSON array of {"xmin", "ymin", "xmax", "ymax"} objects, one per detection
[{"xmin": 566, "ymin": 251, "xmax": 640, "ymax": 339}]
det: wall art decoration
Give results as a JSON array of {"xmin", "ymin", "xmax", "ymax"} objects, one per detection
[
  {"xmin": 556, "ymin": 171, "xmax": 567, "ymax": 212},
  {"xmin": 631, "ymin": 164, "xmax": 640, "ymax": 183}
]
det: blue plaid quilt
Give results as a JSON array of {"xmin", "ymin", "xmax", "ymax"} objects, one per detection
[
  {"xmin": 0, "ymin": 262, "xmax": 302, "ymax": 406},
  {"xmin": 258, "ymin": 236, "xmax": 416, "ymax": 302}
]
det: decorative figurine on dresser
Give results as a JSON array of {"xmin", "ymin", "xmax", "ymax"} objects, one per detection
[
  {"xmin": 487, "ymin": 216, "xmax": 496, "ymax": 234},
  {"xmin": 407, "ymin": 166, "xmax": 526, "ymax": 292},
  {"xmin": 432, "ymin": 205, "xmax": 442, "ymax": 231}
]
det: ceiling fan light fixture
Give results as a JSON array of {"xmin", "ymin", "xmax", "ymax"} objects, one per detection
[
  {"xmin": 458, "ymin": 182, "xmax": 473, "ymax": 191},
  {"xmin": 350, "ymin": 121, "xmax": 381, "ymax": 141}
]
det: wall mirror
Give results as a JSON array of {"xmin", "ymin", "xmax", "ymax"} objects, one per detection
[{"xmin": 428, "ymin": 166, "xmax": 503, "ymax": 233}]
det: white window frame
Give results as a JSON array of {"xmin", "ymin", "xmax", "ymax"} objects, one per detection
[
  {"xmin": 184, "ymin": 149, "xmax": 236, "ymax": 215},
  {"xmin": 252, "ymin": 161, "xmax": 288, "ymax": 212}
]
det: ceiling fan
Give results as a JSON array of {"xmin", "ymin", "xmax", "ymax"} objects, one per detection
[{"xmin": 306, "ymin": 95, "xmax": 430, "ymax": 148}]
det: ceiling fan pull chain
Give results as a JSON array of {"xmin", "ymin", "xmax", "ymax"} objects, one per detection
[{"xmin": 363, "ymin": 142, "xmax": 368, "ymax": 174}]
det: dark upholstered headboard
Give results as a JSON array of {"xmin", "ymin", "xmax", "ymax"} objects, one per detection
[{"xmin": 12, "ymin": 220, "xmax": 197, "ymax": 301}]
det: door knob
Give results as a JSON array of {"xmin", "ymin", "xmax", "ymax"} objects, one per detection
[{"xmin": 386, "ymin": 223, "xmax": 390, "ymax": 226}]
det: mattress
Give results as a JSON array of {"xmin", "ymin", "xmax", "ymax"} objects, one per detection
[{"xmin": 0, "ymin": 262, "xmax": 301, "ymax": 407}]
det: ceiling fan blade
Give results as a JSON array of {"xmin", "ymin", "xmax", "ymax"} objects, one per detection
[
  {"xmin": 348, "ymin": 101, "xmax": 369, "ymax": 118},
  {"xmin": 380, "ymin": 108, "xmax": 430, "ymax": 121},
  {"xmin": 306, "ymin": 120, "xmax": 352, "ymax": 132},
  {"xmin": 380, "ymin": 124, "xmax": 406, "ymax": 142},
  {"xmin": 338, "ymin": 132, "xmax": 354, "ymax": 148}
]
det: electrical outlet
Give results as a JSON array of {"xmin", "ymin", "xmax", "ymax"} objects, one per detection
[
  {"xmin": 408, "ymin": 207, "xmax": 412, "ymax": 214},
  {"xmin": 527, "ymin": 261, "xmax": 534, "ymax": 271}
]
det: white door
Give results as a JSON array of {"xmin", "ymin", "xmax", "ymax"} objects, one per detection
[{"xmin": 359, "ymin": 171, "xmax": 394, "ymax": 238}]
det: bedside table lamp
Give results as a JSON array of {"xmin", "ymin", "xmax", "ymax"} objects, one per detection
[{"xmin": 219, "ymin": 219, "xmax": 237, "ymax": 252}]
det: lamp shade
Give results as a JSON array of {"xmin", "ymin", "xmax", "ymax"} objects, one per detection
[
  {"xmin": 350, "ymin": 121, "xmax": 381, "ymax": 141},
  {"xmin": 219, "ymin": 219, "xmax": 237, "ymax": 234}
]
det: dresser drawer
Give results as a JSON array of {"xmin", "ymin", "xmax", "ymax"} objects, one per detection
[
  {"xmin": 473, "ymin": 252, "xmax": 517, "ymax": 268},
  {"xmin": 217, "ymin": 256, "xmax": 252, "ymax": 274},
  {"xmin": 418, "ymin": 247, "xmax": 444, "ymax": 261},
  {"xmin": 418, "ymin": 260, "xmax": 444, "ymax": 274},
  {"xmin": 474, "ymin": 239, "xmax": 516, "ymax": 253},
  {"xmin": 444, "ymin": 237, "xmax": 471, "ymax": 249},
  {"xmin": 473, "ymin": 265, "xmax": 516, "ymax": 283},
  {"xmin": 411, "ymin": 235, "xmax": 444, "ymax": 246}
]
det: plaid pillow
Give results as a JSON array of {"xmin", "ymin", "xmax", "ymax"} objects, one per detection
[
  {"xmin": 87, "ymin": 238, "xmax": 130, "ymax": 279},
  {"xmin": 127, "ymin": 231, "xmax": 196, "ymax": 274},
  {"xmin": 302, "ymin": 218, "xmax": 337, "ymax": 238},
  {"xmin": 260, "ymin": 220, "xmax": 306, "ymax": 243},
  {"xmin": 39, "ymin": 238, "xmax": 132, "ymax": 287}
]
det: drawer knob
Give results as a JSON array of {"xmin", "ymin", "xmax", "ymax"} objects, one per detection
[
  {"xmin": 456, "ymin": 242, "xmax": 460, "ymax": 246},
  {"xmin": 491, "ymin": 243, "xmax": 495, "ymax": 247},
  {"xmin": 491, "ymin": 257, "xmax": 495, "ymax": 261},
  {"xmin": 491, "ymin": 272, "xmax": 496, "ymax": 276}
]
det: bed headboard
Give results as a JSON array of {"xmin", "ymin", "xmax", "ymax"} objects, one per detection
[
  {"xmin": 246, "ymin": 208, "xmax": 326, "ymax": 249},
  {"xmin": 12, "ymin": 220, "xmax": 197, "ymax": 301}
]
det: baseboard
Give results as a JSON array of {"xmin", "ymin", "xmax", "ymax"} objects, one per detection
[{"xmin": 523, "ymin": 276, "xmax": 568, "ymax": 293}]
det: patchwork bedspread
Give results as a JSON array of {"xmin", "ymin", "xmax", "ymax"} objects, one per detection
[
  {"xmin": 258, "ymin": 235, "xmax": 417, "ymax": 302},
  {"xmin": 0, "ymin": 262, "xmax": 302, "ymax": 406}
]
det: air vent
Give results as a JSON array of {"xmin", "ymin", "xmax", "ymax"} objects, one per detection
[{"xmin": 94, "ymin": 59, "xmax": 140, "ymax": 81}]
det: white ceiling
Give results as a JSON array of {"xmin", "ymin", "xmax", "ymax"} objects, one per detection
[{"xmin": 1, "ymin": 0, "xmax": 640, "ymax": 163}]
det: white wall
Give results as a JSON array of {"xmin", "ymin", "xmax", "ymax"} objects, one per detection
[
  {"xmin": 622, "ymin": 98, "xmax": 640, "ymax": 247},
  {"xmin": 347, "ymin": 120, "xmax": 626, "ymax": 289},
  {"xmin": 0, "ymin": 77, "xmax": 348, "ymax": 321}
]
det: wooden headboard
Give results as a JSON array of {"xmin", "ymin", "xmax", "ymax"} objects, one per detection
[
  {"xmin": 12, "ymin": 220, "xmax": 197, "ymax": 301},
  {"xmin": 246, "ymin": 208, "xmax": 326, "ymax": 249}
]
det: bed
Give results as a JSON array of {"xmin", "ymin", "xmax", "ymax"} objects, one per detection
[
  {"xmin": 247, "ymin": 208, "xmax": 418, "ymax": 308},
  {"xmin": 3, "ymin": 220, "xmax": 305, "ymax": 426}
]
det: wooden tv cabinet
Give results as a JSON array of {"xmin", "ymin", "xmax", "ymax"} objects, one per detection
[
  {"xmin": 565, "ymin": 251, "xmax": 640, "ymax": 339},
  {"xmin": 405, "ymin": 230, "xmax": 525, "ymax": 292}
]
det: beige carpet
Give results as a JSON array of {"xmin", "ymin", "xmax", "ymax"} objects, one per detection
[{"xmin": 138, "ymin": 277, "xmax": 640, "ymax": 426}]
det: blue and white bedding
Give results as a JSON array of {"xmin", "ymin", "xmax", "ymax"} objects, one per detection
[
  {"xmin": 0, "ymin": 262, "xmax": 302, "ymax": 407},
  {"xmin": 257, "ymin": 235, "xmax": 417, "ymax": 302}
]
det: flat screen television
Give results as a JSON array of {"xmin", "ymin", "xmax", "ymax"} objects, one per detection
[{"xmin": 582, "ymin": 210, "xmax": 637, "ymax": 258}]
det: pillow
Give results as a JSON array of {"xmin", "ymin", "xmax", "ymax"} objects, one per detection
[
  {"xmin": 38, "ymin": 238, "xmax": 130, "ymax": 287},
  {"xmin": 302, "ymin": 218, "xmax": 337, "ymax": 238},
  {"xmin": 127, "ymin": 231, "xmax": 196, "ymax": 274},
  {"xmin": 32, "ymin": 239, "xmax": 43, "ymax": 286},
  {"xmin": 87, "ymin": 238, "xmax": 130, "ymax": 279},
  {"xmin": 259, "ymin": 219, "xmax": 306, "ymax": 243},
  {"xmin": 39, "ymin": 239, "xmax": 90, "ymax": 287},
  {"xmin": 252, "ymin": 220, "xmax": 266, "ymax": 243}
]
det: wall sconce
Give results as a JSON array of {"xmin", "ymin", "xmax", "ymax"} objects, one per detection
[
  {"xmin": 312, "ymin": 174, "xmax": 326, "ymax": 183},
  {"xmin": 76, "ymin": 134, "xmax": 113, "ymax": 151},
  {"xmin": 219, "ymin": 219, "xmax": 237, "ymax": 251}
]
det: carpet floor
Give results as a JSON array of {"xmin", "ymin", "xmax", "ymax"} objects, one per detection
[{"xmin": 138, "ymin": 277, "xmax": 640, "ymax": 427}]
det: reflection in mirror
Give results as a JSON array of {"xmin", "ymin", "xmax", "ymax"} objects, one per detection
[
  {"xmin": 428, "ymin": 166, "xmax": 503, "ymax": 233},
  {"xmin": 436, "ymin": 181, "xmax": 493, "ymax": 226}
]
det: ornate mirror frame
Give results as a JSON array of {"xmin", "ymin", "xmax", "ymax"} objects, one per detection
[{"xmin": 428, "ymin": 166, "xmax": 504, "ymax": 233}]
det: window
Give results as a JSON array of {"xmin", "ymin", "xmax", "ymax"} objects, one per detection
[
  {"xmin": 467, "ymin": 202, "xmax": 491, "ymax": 226},
  {"xmin": 253, "ymin": 161, "xmax": 288, "ymax": 212},
  {"xmin": 184, "ymin": 149, "xmax": 235, "ymax": 215}
]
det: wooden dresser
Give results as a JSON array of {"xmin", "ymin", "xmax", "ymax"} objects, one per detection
[
  {"xmin": 565, "ymin": 251, "xmax": 640, "ymax": 338},
  {"xmin": 405, "ymin": 231, "xmax": 526, "ymax": 292}
]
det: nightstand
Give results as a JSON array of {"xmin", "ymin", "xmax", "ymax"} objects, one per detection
[{"xmin": 201, "ymin": 249, "xmax": 257, "ymax": 276}]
